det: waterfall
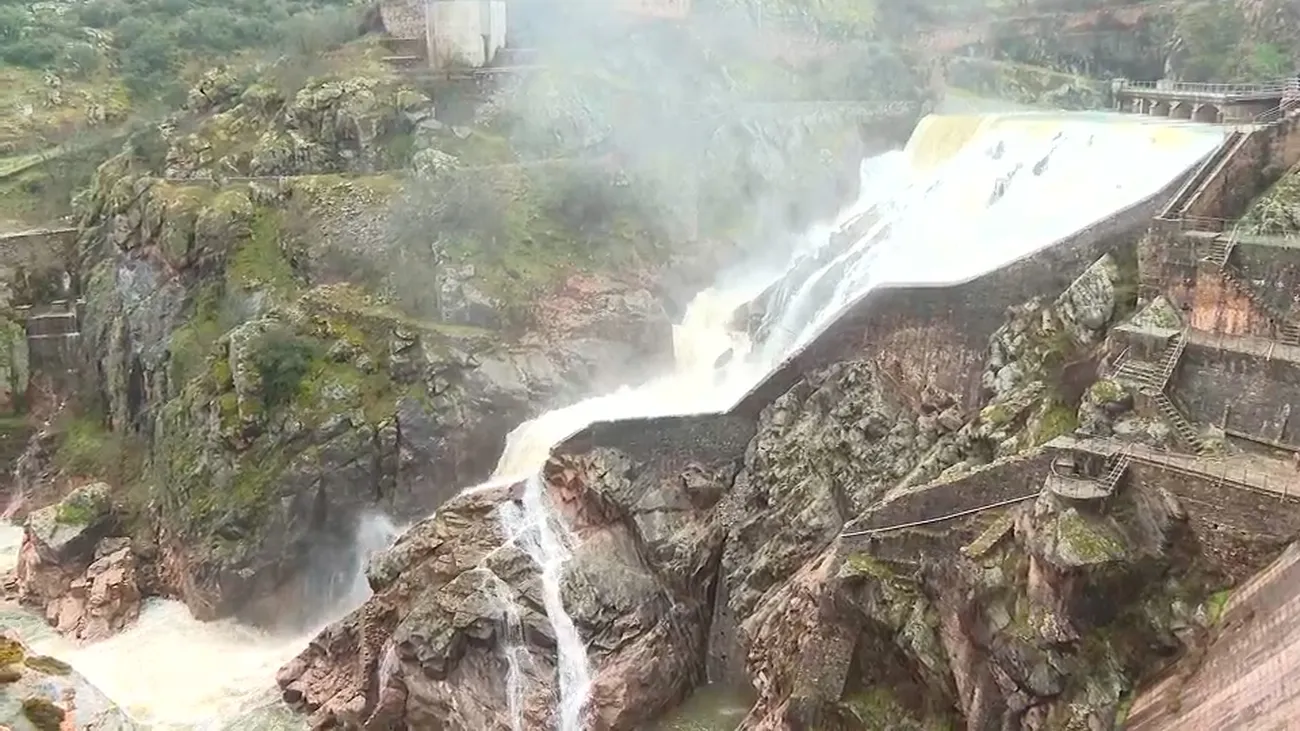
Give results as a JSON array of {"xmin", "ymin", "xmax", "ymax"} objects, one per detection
[
  {"xmin": 497, "ymin": 474, "xmax": 592, "ymax": 730},
  {"xmin": 0, "ymin": 111, "xmax": 1229, "ymax": 730},
  {"xmin": 473, "ymin": 111, "xmax": 1227, "ymax": 729},
  {"xmin": 490, "ymin": 575, "xmax": 529, "ymax": 731}
]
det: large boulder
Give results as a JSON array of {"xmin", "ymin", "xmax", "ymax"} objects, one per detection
[
  {"xmin": 13, "ymin": 484, "xmax": 143, "ymax": 642},
  {"xmin": 277, "ymin": 412, "xmax": 755, "ymax": 730}
]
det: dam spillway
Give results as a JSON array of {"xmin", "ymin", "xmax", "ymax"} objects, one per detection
[
  {"xmin": 478, "ymin": 111, "xmax": 1230, "ymax": 728},
  {"xmin": 0, "ymin": 111, "xmax": 1232, "ymax": 730}
]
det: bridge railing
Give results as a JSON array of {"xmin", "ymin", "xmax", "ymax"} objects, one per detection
[
  {"xmin": 1116, "ymin": 78, "xmax": 1295, "ymax": 97},
  {"xmin": 1254, "ymin": 97, "xmax": 1300, "ymax": 125}
]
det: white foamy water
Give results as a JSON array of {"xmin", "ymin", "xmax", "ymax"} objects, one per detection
[
  {"xmin": 0, "ymin": 514, "xmax": 400, "ymax": 730},
  {"xmin": 0, "ymin": 112, "xmax": 1226, "ymax": 730},
  {"xmin": 480, "ymin": 111, "xmax": 1226, "ymax": 729}
]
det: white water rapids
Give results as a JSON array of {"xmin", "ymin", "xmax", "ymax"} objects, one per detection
[{"xmin": 0, "ymin": 112, "xmax": 1225, "ymax": 729}]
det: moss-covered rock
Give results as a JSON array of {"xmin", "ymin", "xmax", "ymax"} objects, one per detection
[
  {"xmin": 0, "ymin": 314, "xmax": 29, "ymax": 415},
  {"xmin": 163, "ymin": 44, "xmax": 426, "ymax": 178}
]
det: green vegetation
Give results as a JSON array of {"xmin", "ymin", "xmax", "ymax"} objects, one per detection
[
  {"xmin": 1032, "ymin": 400, "xmax": 1079, "ymax": 446},
  {"xmin": 1057, "ymin": 511, "xmax": 1127, "ymax": 564},
  {"xmin": 55, "ymin": 490, "xmax": 104, "ymax": 526},
  {"xmin": 253, "ymin": 329, "xmax": 318, "ymax": 410},
  {"xmin": 841, "ymin": 687, "xmax": 953, "ymax": 731},
  {"xmin": 1087, "ymin": 380, "xmax": 1126, "ymax": 405},
  {"xmin": 1205, "ymin": 588, "xmax": 1232, "ymax": 626},
  {"xmin": 1173, "ymin": 3, "xmax": 1294, "ymax": 82},
  {"xmin": 52, "ymin": 414, "xmax": 143, "ymax": 486},
  {"xmin": 945, "ymin": 57, "xmax": 1106, "ymax": 111},
  {"xmin": 0, "ymin": 0, "xmax": 360, "ymax": 99}
]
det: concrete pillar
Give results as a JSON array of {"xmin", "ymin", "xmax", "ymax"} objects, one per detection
[
  {"xmin": 426, "ymin": 0, "xmax": 507, "ymax": 70},
  {"xmin": 1192, "ymin": 104, "xmax": 1220, "ymax": 123}
]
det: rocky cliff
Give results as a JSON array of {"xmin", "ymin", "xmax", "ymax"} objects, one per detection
[
  {"xmin": 5, "ymin": 16, "xmax": 925, "ymax": 638},
  {"xmin": 275, "ymin": 246, "xmax": 1250, "ymax": 729}
]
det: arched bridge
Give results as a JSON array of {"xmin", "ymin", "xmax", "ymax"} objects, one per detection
[{"xmin": 1112, "ymin": 78, "xmax": 1300, "ymax": 124}]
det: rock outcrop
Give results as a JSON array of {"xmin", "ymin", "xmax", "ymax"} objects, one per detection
[
  {"xmin": 0, "ymin": 633, "xmax": 138, "ymax": 730},
  {"xmin": 12, "ymin": 484, "xmax": 143, "ymax": 642},
  {"xmin": 271, "ymin": 250, "xmax": 1212, "ymax": 730},
  {"xmin": 277, "ymin": 413, "xmax": 755, "ymax": 729}
]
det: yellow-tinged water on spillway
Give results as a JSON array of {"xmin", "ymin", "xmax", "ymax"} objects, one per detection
[{"xmin": 906, "ymin": 112, "xmax": 1225, "ymax": 172}]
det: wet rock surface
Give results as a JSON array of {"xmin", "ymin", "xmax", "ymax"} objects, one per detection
[
  {"xmin": 0, "ymin": 633, "xmax": 138, "ymax": 730},
  {"xmin": 278, "ymin": 413, "xmax": 753, "ymax": 730},
  {"xmin": 12, "ymin": 485, "xmax": 144, "ymax": 642},
  {"xmin": 270, "ymin": 251, "xmax": 1226, "ymax": 730}
]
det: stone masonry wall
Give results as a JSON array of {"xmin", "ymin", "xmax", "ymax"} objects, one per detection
[
  {"xmin": 1234, "ymin": 241, "xmax": 1300, "ymax": 318},
  {"xmin": 1141, "ymin": 231, "xmax": 1279, "ymax": 339},
  {"xmin": 556, "ymin": 412, "xmax": 756, "ymax": 464},
  {"xmin": 1127, "ymin": 460, "xmax": 1300, "ymax": 583},
  {"xmin": 845, "ymin": 450, "xmax": 1051, "ymax": 536},
  {"xmin": 0, "ymin": 229, "xmax": 75, "ymax": 275},
  {"xmin": 1185, "ymin": 114, "xmax": 1300, "ymax": 221},
  {"xmin": 1170, "ymin": 337, "xmax": 1300, "ymax": 449}
]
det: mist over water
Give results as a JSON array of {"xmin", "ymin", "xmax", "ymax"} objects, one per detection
[
  {"xmin": 0, "ymin": 513, "xmax": 401, "ymax": 730},
  {"xmin": 0, "ymin": 111, "xmax": 1225, "ymax": 730},
  {"xmin": 475, "ymin": 111, "xmax": 1225, "ymax": 728}
]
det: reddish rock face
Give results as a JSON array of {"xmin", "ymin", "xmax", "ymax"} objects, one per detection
[
  {"xmin": 277, "ymin": 412, "xmax": 751, "ymax": 730},
  {"xmin": 13, "ymin": 485, "xmax": 144, "ymax": 642}
]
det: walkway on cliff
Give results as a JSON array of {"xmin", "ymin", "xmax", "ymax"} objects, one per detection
[{"xmin": 1055, "ymin": 435, "xmax": 1300, "ymax": 501}]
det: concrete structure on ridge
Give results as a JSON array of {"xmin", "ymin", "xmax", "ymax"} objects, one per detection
[
  {"xmin": 378, "ymin": 0, "xmax": 691, "ymax": 71},
  {"xmin": 1112, "ymin": 77, "xmax": 1300, "ymax": 124}
]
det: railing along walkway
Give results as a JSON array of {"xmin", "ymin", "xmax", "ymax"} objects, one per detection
[
  {"xmin": 1063, "ymin": 437, "xmax": 1300, "ymax": 502},
  {"xmin": 839, "ymin": 491, "xmax": 1041, "ymax": 538},
  {"xmin": 1116, "ymin": 78, "xmax": 1298, "ymax": 100}
]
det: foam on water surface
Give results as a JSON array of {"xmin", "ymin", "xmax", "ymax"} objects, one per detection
[{"xmin": 0, "ymin": 111, "xmax": 1230, "ymax": 730}]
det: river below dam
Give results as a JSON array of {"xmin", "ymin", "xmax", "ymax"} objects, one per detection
[{"xmin": 0, "ymin": 111, "xmax": 1226, "ymax": 729}]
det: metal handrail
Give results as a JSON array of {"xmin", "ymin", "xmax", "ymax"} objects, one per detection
[
  {"xmin": 1117, "ymin": 79, "xmax": 1294, "ymax": 96},
  {"xmin": 1160, "ymin": 215, "xmax": 1234, "ymax": 232},
  {"xmin": 840, "ymin": 491, "xmax": 1041, "ymax": 538},
  {"xmin": 1254, "ymin": 97, "xmax": 1300, "ymax": 124}
]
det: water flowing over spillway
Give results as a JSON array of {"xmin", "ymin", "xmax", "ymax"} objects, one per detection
[{"xmin": 0, "ymin": 112, "xmax": 1226, "ymax": 729}]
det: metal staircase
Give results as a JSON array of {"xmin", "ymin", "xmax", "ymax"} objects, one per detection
[
  {"xmin": 1151, "ymin": 391, "xmax": 1208, "ymax": 454},
  {"xmin": 1114, "ymin": 358, "xmax": 1160, "ymax": 385},
  {"xmin": 1111, "ymin": 333, "xmax": 1207, "ymax": 454},
  {"xmin": 1099, "ymin": 453, "xmax": 1131, "ymax": 495},
  {"xmin": 1282, "ymin": 321, "xmax": 1300, "ymax": 347},
  {"xmin": 1155, "ymin": 332, "xmax": 1188, "ymax": 391},
  {"xmin": 1162, "ymin": 131, "xmax": 1247, "ymax": 221},
  {"xmin": 1114, "ymin": 332, "xmax": 1186, "ymax": 391}
]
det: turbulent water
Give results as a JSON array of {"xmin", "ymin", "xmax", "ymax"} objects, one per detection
[
  {"xmin": 0, "ymin": 112, "xmax": 1226, "ymax": 730},
  {"xmin": 0, "ymin": 515, "xmax": 399, "ymax": 730}
]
